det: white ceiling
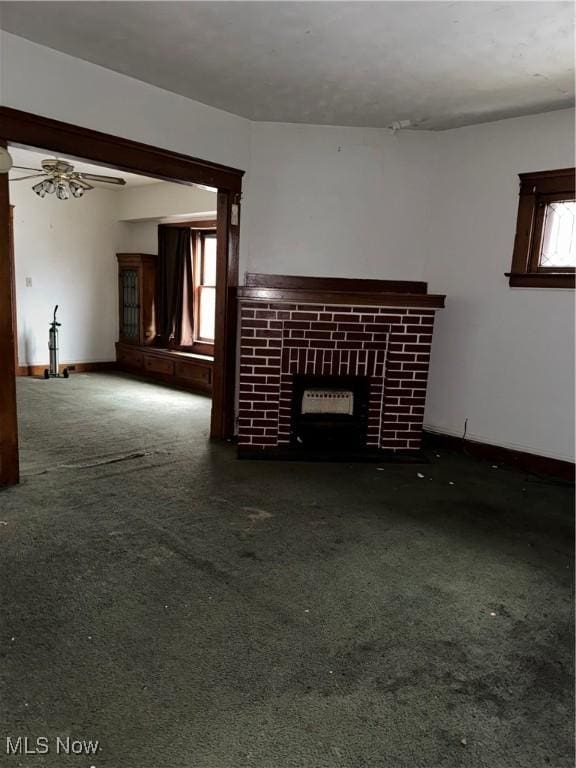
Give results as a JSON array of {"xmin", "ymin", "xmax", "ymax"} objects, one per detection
[
  {"xmin": 0, "ymin": 1, "xmax": 573, "ymax": 130},
  {"xmin": 8, "ymin": 146, "xmax": 159, "ymax": 188}
]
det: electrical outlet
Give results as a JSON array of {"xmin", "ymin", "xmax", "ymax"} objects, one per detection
[{"xmin": 25, "ymin": 277, "xmax": 32, "ymax": 287}]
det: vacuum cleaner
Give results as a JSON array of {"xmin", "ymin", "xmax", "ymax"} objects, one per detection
[{"xmin": 43, "ymin": 305, "xmax": 69, "ymax": 379}]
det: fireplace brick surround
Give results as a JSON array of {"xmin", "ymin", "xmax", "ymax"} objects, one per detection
[{"xmin": 237, "ymin": 275, "xmax": 445, "ymax": 456}]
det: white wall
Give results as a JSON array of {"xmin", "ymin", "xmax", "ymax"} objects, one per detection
[
  {"xmin": 424, "ymin": 109, "xmax": 575, "ymax": 462},
  {"xmin": 116, "ymin": 181, "xmax": 217, "ymax": 254},
  {"xmin": 243, "ymin": 122, "xmax": 435, "ymax": 280},
  {"xmin": 11, "ymin": 182, "xmax": 121, "ymax": 365},
  {"xmin": 0, "ymin": 32, "xmax": 251, "ymax": 172},
  {"xmin": 117, "ymin": 221, "xmax": 159, "ymax": 256},
  {"xmin": 117, "ymin": 182, "xmax": 216, "ymax": 222}
]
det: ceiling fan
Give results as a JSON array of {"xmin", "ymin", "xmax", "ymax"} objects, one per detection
[{"xmin": 10, "ymin": 158, "xmax": 127, "ymax": 199}]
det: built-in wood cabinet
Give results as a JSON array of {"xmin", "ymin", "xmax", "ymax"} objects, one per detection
[
  {"xmin": 116, "ymin": 342, "xmax": 213, "ymax": 394},
  {"xmin": 117, "ymin": 253, "xmax": 156, "ymax": 346},
  {"xmin": 115, "ymin": 253, "xmax": 213, "ymax": 394}
]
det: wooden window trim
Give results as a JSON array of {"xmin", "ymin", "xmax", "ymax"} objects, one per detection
[
  {"xmin": 191, "ymin": 230, "xmax": 216, "ymax": 355},
  {"xmin": 507, "ymin": 167, "xmax": 575, "ymax": 288},
  {"xmin": 170, "ymin": 226, "xmax": 216, "ymax": 357}
]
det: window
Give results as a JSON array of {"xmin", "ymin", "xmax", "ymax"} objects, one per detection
[
  {"xmin": 539, "ymin": 201, "xmax": 576, "ymax": 268},
  {"xmin": 156, "ymin": 223, "xmax": 216, "ymax": 355},
  {"xmin": 156, "ymin": 225, "xmax": 196, "ymax": 349},
  {"xmin": 192, "ymin": 230, "xmax": 217, "ymax": 353},
  {"xmin": 195, "ymin": 232, "xmax": 216, "ymax": 342},
  {"xmin": 508, "ymin": 168, "xmax": 575, "ymax": 288}
]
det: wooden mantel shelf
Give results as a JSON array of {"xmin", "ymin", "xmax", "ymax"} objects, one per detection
[
  {"xmin": 238, "ymin": 274, "xmax": 445, "ymax": 308},
  {"xmin": 237, "ymin": 287, "xmax": 445, "ymax": 309}
]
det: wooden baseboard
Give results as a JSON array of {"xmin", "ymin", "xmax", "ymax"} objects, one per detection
[
  {"xmin": 423, "ymin": 429, "xmax": 575, "ymax": 482},
  {"xmin": 17, "ymin": 361, "xmax": 117, "ymax": 377}
]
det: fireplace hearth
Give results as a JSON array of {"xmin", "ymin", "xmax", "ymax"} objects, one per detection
[{"xmin": 237, "ymin": 274, "xmax": 445, "ymax": 460}]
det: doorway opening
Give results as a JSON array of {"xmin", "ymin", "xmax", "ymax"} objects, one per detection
[{"xmin": 0, "ymin": 108, "xmax": 244, "ymax": 486}]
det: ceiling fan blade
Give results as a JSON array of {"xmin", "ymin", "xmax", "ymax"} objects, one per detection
[
  {"xmin": 78, "ymin": 172, "xmax": 126, "ymax": 186},
  {"xmin": 12, "ymin": 165, "xmax": 43, "ymax": 172},
  {"xmin": 10, "ymin": 173, "xmax": 47, "ymax": 181},
  {"xmin": 75, "ymin": 179, "xmax": 94, "ymax": 190}
]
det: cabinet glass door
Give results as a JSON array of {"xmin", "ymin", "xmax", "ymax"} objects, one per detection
[{"xmin": 121, "ymin": 269, "xmax": 140, "ymax": 340}]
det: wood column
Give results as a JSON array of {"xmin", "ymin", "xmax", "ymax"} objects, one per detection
[
  {"xmin": 211, "ymin": 190, "xmax": 239, "ymax": 439},
  {"xmin": 0, "ymin": 152, "xmax": 19, "ymax": 485}
]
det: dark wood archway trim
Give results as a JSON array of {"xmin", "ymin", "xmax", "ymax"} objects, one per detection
[
  {"xmin": 0, "ymin": 108, "xmax": 243, "ymax": 486},
  {"xmin": 0, "ymin": 107, "xmax": 243, "ymax": 191},
  {"xmin": 0, "ymin": 145, "xmax": 19, "ymax": 486}
]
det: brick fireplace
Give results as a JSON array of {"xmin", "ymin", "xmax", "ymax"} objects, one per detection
[{"xmin": 237, "ymin": 275, "xmax": 445, "ymax": 458}]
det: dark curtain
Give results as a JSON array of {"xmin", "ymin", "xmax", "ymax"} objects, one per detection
[{"xmin": 156, "ymin": 226, "xmax": 194, "ymax": 346}]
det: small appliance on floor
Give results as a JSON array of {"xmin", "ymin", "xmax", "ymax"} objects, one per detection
[{"xmin": 43, "ymin": 305, "xmax": 69, "ymax": 380}]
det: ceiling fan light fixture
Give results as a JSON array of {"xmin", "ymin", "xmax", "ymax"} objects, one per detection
[
  {"xmin": 55, "ymin": 182, "xmax": 70, "ymax": 201},
  {"xmin": 33, "ymin": 180, "xmax": 48, "ymax": 198},
  {"xmin": 69, "ymin": 180, "xmax": 85, "ymax": 198},
  {"xmin": 13, "ymin": 156, "xmax": 125, "ymax": 199}
]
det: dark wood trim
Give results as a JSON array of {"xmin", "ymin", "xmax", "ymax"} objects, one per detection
[
  {"xmin": 423, "ymin": 429, "xmax": 575, "ymax": 482},
  {"xmin": 0, "ymin": 107, "xmax": 243, "ymax": 192},
  {"xmin": 117, "ymin": 253, "xmax": 157, "ymax": 346},
  {"xmin": 188, "ymin": 342, "xmax": 215, "ymax": 357},
  {"xmin": 237, "ymin": 286, "xmax": 445, "ymax": 308},
  {"xmin": 17, "ymin": 361, "xmax": 117, "ymax": 376},
  {"xmin": 117, "ymin": 343, "xmax": 213, "ymax": 395},
  {"xmin": 9, "ymin": 206, "xmax": 17, "ymax": 368},
  {"xmin": 245, "ymin": 273, "xmax": 428, "ymax": 294},
  {"xmin": 519, "ymin": 167, "xmax": 575, "ymax": 194},
  {"xmin": 212, "ymin": 191, "xmax": 240, "ymax": 437},
  {"xmin": 0, "ymin": 148, "xmax": 19, "ymax": 486},
  {"xmin": 161, "ymin": 219, "xmax": 216, "ymax": 229},
  {"xmin": 506, "ymin": 272, "xmax": 576, "ymax": 289},
  {"xmin": 520, "ymin": 167, "xmax": 575, "ymax": 180},
  {"xmin": 136, "ymin": 346, "xmax": 213, "ymax": 363},
  {"xmin": 0, "ymin": 109, "xmax": 243, "ymax": 483},
  {"xmin": 509, "ymin": 167, "xmax": 575, "ymax": 288},
  {"xmin": 510, "ymin": 184, "xmax": 537, "ymax": 276}
]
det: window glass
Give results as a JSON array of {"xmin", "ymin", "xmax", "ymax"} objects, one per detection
[
  {"xmin": 203, "ymin": 236, "xmax": 217, "ymax": 285},
  {"xmin": 539, "ymin": 201, "xmax": 576, "ymax": 268},
  {"xmin": 199, "ymin": 286, "xmax": 216, "ymax": 341}
]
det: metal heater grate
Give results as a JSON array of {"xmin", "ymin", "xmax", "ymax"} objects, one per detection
[{"xmin": 301, "ymin": 389, "xmax": 354, "ymax": 415}]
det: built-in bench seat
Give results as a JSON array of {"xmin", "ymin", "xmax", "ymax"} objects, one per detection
[{"xmin": 116, "ymin": 342, "xmax": 213, "ymax": 394}]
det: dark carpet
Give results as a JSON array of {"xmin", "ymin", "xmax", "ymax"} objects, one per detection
[{"xmin": 0, "ymin": 373, "xmax": 573, "ymax": 768}]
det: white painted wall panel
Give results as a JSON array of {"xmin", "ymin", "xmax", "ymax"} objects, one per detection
[
  {"xmin": 0, "ymin": 32, "xmax": 251, "ymax": 171},
  {"xmin": 10, "ymin": 183, "xmax": 120, "ymax": 365},
  {"xmin": 117, "ymin": 182, "xmax": 216, "ymax": 222},
  {"xmin": 243, "ymin": 122, "xmax": 435, "ymax": 281},
  {"xmin": 424, "ymin": 109, "xmax": 575, "ymax": 461}
]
